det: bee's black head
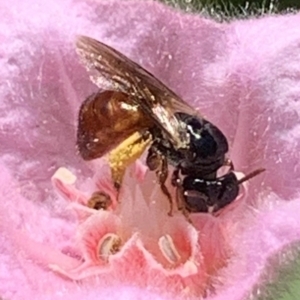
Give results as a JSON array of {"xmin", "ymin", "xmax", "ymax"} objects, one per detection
[{"xmin": 182, "ymin": 171, "xmax": 239, "ymax": 213}]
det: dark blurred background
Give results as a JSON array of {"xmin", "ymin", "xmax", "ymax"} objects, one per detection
[{"xmin": 160, "ymin": 0, "xmax": 299, "ymax": 18}]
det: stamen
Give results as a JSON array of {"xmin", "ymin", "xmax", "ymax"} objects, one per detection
[
  {"xmin": 97, "ymin": 233, "xmax": 122, "ymax": 261},
  {"xmin": 158, "ymin": 235, "xmax": 181, "ymax": 264},
  {"xmin": 52, "ymin": 167, "xmax": 76, "ymax": 185},
  {"xmin": 87, "ymin": 191, "xmax": 112, "ymax": 210}
]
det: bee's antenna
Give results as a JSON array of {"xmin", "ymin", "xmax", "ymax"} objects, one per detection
[{"xmin": 237, "ymin": 168, "xmax": 266, "ymax": 185}]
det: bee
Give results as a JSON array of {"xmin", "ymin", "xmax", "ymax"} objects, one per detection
[{"xmin": 76, "ymin": 36, "xmax": 264, "ymax": 216}]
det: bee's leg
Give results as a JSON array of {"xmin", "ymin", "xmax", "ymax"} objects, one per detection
[
  {"xmin": 160, "ymin": 156, "xmax": 174, "ymax": 216},
  {"xmin": 146, "ymin": 147, "xmax": 173, "ymax": 216},
  {"xmin": 171, "ymin": 168, "xmax": 182, "ymax": 211},
  {"xmin": 171, "ymin": 169, "xmax": 191, "ymax": 222}
]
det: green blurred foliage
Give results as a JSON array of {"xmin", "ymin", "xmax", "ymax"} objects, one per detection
[
  {"xmin": 160, "ymin": 0, "xmax": 299, "ymax": 19},
  {"xmin": 228, "ymin": 0, "xmax": 300, "ymax": 10},
  {"xmin": 254, "ymin": 245, "xmax": 300, "ymax": 300}
]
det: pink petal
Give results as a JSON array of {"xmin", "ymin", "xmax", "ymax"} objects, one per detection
[{"xmin": 1, "ymin": 0, "xmax": 300, "ymax": 299}]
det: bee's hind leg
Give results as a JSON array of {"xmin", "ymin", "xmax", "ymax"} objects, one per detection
[{"xmin": 146, "ymin": 147, "xmax": 174, "ymax": 216}]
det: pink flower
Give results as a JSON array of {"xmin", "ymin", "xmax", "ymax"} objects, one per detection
[
  {"xmin": 1, "ymin": 0, "xmax": 300, "ymax": 299},
  {"xmin": 51, "ymin": 158, "xmax": 240, "ymax": 292}
]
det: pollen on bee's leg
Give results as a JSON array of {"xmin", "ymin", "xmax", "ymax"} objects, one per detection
[
  {"xmin": 158, "ymin": 234, "xmax": 181, "ymax": 264},
  {"xmin": 97, "ymin": 233, "xmax": 122, "ymax": 261},
  {"xmin": 108, "ymin": 131, "xmax": 152, "ymax": 195}
]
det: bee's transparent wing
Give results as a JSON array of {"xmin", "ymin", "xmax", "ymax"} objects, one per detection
[{"xmin": 76, "ymin": 35, "xmax": 196, "ymax": 149}]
